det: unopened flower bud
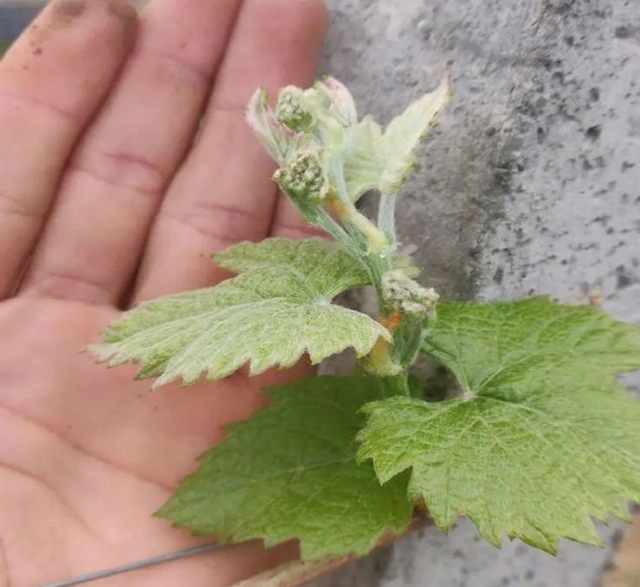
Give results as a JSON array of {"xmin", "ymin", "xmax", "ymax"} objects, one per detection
[
  {"xmin": 382, "ymin": 270, "xmax": 439, "ymax": 316},
  {"xmin": 274, "ymin": 153, "xmax": 329, "ymax": 203},
  {"xmin": 275, "ymin": 86, "xmax": 315, "ymax": 133}
]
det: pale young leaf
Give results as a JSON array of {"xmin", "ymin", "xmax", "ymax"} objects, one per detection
[
  {"xmin": 343, "ymin": 116, "xmax": 385, "ymax": 201},
  {"xmin": 343, "ymin": 78, "xmax": 450, "ymax": 201},
  {"xmin": 246, "ymin": 89, "xmax": 308, "ymax": 166},
  {"xmin": 379, "ymin": 77, "xmax": 451, "ymax": 195},
  {"xmin": 91, "ymin": 239, "xmax": 389, "ymax": 387}
]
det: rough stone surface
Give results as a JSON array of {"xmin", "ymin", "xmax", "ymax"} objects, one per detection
[{"xmin": 313, "ymin": 0, "xmax": 640, "ymax": 585}]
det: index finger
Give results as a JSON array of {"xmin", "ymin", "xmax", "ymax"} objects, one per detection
[{"xmin": 0, "ymin": 0, "xmax": 136, "ymax": 298}]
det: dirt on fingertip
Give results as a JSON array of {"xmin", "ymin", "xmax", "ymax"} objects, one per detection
[{"xmin": 52, "ymin": 0, "xmax": 87, "ymax": 23}]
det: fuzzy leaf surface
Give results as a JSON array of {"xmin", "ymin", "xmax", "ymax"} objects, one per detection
[
  {"xmin": 91, "ymin": 239, "xmax": 389, "ymax": 387},
  {"xmin": 343, "ymin": 116, "xmax": 385, "ymax": 200},
  {"xmin": 358, "ymin": 298, "xmax": 640, "ymax": 553},
  {"xmin": 158, "ymin": 376, "xmax": 412, "ymax": 560},
  {"xmin": 343, "ymin": 78, "xmax": 450, "ymax": 201}
]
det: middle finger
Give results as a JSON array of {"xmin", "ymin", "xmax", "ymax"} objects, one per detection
[{"xmin": 132, "ymin": 0, "xmax": 327, "ymax": 303}]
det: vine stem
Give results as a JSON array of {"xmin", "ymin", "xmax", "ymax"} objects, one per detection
[
  {"xmin": 380, "ymin": 372, "xmax": 412, "ymax": 397},
  {"xmin": 377, "ymin": 194, "xmax": 397, "ymax": 243},
  {"xmin": 328, "ymin": 196, "xmax": 388, "ymax": 252},
  {"xmin": 324, "ymin": 156, "xmax": 417, "ymax": 395},
  {"xmin": 328, "ymin": 156, "xmax": 389, "ymax": 254}
]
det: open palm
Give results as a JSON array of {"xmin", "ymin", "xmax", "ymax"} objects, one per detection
[{"xmin": 0, "ymin": 0, "xmax": 326, "ymax": 585}]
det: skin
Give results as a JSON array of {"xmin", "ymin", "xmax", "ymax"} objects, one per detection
[{"xmin": 0, "ymin": 0, "xmax": 327, "ymax": 584}]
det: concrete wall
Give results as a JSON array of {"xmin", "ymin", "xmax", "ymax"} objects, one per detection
[{"xmin": 312, "ymin": 0, "xmax": 640, "ymax": 586}]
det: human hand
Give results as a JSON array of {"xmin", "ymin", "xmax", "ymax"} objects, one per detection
[{"xmin": 0, "ymin": 0, "xmax": 326, "ymax": 584}]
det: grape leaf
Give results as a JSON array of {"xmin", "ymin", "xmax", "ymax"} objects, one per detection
[
  {"xmin": 357, "ymin": 297, "xmax": 640, "ymax": 553},
  {"xmin": 158, "ymin": 376, "xmax": 412, "ymax": 560},
  {"xmin": 343, "ymin": 116, "xmax": 385, "ymax": 200},
  {"xmin": 91, "ymin": 239, "xmax": 389, "ymax": 387},
  {"xmin": 343, "ymin": 78, "xmax": 450, "ymax": 201}
]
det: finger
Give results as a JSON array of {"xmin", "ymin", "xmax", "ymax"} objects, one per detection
[
  {"xmin": 19, "ymin": 0, "xmax": 245, "ymax": 306},
  {"xmin": 269, "ymin": 194, "xmax": 328, "ymax": 239},
  {"xmin": 0, "ymin": 0, "xmax": 136, "ymax": 299},
  {"xmin": 132, "ymin": 0, "xmax": 328, "ymax": 303}
]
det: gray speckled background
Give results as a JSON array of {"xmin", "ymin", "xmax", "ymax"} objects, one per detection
[{"xmin": 312, "ymin": 0, "xmax": 640, "ymax": 585}]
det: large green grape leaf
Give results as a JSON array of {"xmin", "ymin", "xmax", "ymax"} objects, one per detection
[
  {"xmin": 358, "ymin": 297, "xmax": 640, "ymax": 553},
  {"xmin": 343, "ymin": 78, "xmax": 450, "ymax": 201},
  {"xmin": 91, "ymin": 239, "xmax": 389, "ymax": 387},
  {"xmin": 158, "ymin": 376, "xmax": 412, "ymax": 560}
]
